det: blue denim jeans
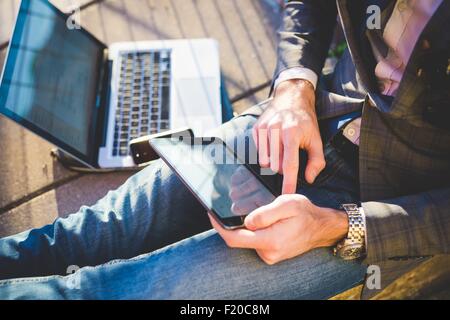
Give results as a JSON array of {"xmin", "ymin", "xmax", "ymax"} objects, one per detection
[{"xmin": 0, "ymin": 113, "xmax": 366, "ymax": 299}]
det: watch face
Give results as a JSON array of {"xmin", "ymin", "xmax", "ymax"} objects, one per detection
[{"xmin": 340, "ymin": 244, "xmax": 363, "ymax": 260}]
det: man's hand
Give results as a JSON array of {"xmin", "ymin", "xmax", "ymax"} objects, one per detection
[
  {"xmin": 252, "ymin": 79, "xmax": 325, "ymax": 194},
  {"xmin": 209, "ymin": 194, "xmax": 348, "ymax": 265}
]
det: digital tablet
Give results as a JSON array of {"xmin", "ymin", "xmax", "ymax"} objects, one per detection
[{"xmin": 149, "ymin": 137, "xmax": 276, "ymax": 229}]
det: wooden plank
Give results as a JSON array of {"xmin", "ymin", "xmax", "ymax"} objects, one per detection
[
  {"xmin": 332, "ymin": 256, "xmax": 450, "ymax": 300},
  {"xmin": 0, "ymin": 0, "xmax": 99, "ymax": 45},
  {"xmin": 0, "ymin": 171, "xmax": 133, "ymax": 238},
  {"xmin": 172, "ymin": 0, "xmax": 278, "ymax": 102},
  {"xmin": 76, "ymin": 0, "xmax": 150, "ymax": 44},
  {"xmin": 0, "ymin": 116, "xmax": 79, "ymax": 210},
  {"xmin": 52, "ymin": 0, "xmax": 103, "ymax": 11},
  {"xmin": 231, "ymin": 85, "xmax": 271, "ymax": 115},
  {"xmin": 373, "ymin": 255, "xmax": 450, "ymax": 299}
]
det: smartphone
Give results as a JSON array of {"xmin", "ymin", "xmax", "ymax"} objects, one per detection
[
  {"xmin": 149, "ymin": 136, "xmax": 277, "ymax": 229},
  {"xmin": 129, "ymin": 127, "xmax": 193, "ymax": 165}
]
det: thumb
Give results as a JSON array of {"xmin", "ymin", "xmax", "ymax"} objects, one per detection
[
  {"xmin": 304, "ymin": 137, "xmax": 326, "ymax": 184},
  {"xmin": 244, "ymin": 200, "xmax": 296, "ymax": 231}
]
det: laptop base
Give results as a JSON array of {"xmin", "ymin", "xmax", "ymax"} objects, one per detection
[
  {"xmin": 51, "ymin": 148, "xmax": 140, "ymax": 173},
  {"xmin": 52, "ymin": 77, "xmax": 234, "ymax": 172}
]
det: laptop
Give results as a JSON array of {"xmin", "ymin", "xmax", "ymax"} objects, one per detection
[{"xmin": 0, "ymin": 0, "xmax": 222, "ymax": 168}]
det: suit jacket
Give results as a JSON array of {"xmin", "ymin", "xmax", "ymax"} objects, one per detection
[{"xmin": 252, "ymin": 0, "xmax": 450, "ymax": 299}]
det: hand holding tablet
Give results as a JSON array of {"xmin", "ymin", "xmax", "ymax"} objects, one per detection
[{"xmin": 149, "ymin": 136, "xmax": 276, "ymax": 229}]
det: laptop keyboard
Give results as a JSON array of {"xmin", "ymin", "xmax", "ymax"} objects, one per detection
[{"xmin": 113, "ymin": 50, "xmax": 171, "ymax": 157}]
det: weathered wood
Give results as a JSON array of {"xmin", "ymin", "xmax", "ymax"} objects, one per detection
[
  {"xmin": 0, "ymin": 0, "xmax": 100, "ymax": 45},
  {"xmin": 231, "ymin": 84, "xmax": 271, "ymax": 115},
  {"xmin": 332, "ymin": 256, "xmax": 450, "ymax": 300},
  {"xmin": 373, "ymin": 256, "xmax": 450, "ymax": 300},
  {"xmin": 0, "ymin": 116, "xmax": 79, "ymax": 211},
  {"xmin": 78, "ymin": 0, "xmax": 280, "ymax": 103}
]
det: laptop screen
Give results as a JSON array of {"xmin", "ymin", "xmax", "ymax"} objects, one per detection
[{"xmin": 0, "ymin": 0, "xmax": 105, "ymax": 163}]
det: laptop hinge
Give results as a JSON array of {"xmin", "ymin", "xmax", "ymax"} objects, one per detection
[{"xmin": 95, "ymin": 48, "xmax": 112, "ymax": 149}]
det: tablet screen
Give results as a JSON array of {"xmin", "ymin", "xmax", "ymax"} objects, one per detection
[{"xmin": 150, "ymin": 137, "xmax": 275, "ymax": 220}]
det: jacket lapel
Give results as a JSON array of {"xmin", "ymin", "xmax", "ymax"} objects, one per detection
[
  {"xmin": 390, "ymin": 0, "xmax": 450, "ymax": 120},
  {"xmin": 336, "ymin": 0, "xmax": 375, "ymax": 94},
  {"xmin": 339, "ymin": 0, "xmax": 449, "ymax": 119},
  {"xmin": 337, "ymin": 0, "xmax": 396, "ymax": 113}
]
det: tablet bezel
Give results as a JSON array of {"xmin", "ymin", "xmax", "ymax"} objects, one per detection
[{"xmin": 149, "ymin": 136, "xmax": 277, "ymax": 229}]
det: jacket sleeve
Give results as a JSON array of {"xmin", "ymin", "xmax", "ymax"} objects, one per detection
[
  {"xmin": 362, "ymin": 187, "xmax": 450, "ymax": 265},
  {"xmin": 273, "ymin": 0, "xmax": 338, "ymax": 84}
]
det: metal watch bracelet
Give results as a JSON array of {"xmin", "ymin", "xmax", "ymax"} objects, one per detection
[{"xmin": 333, "ymin": 204, "xmax": 366, "ymax": 260}]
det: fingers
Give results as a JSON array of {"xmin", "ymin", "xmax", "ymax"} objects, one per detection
[
  {"xmin": 304, "ymin": 133, "xmax": 326, "ymax": 184},
  {"xmin": 269, "ymin": 126, "xmax": 283, "ymax": 173},
  {"xmin": 255, "ymin": 118, "xmax": 301, "ymax": 194},
  {"xmin": 244, "ymin": 197, "xmax": 298, "ymax": 230},
  {"xmin": 256, "ymin": 127, "xmax": 270, "ymax": 168},
  {"xmin": 208, "ymin": 213, "xmax": 270, "ymax": 249},
  {"xmin": 281, "ymin": 138, "xmax": 300, "ymax": 194},
  {"xmin": 254, "ymin": 118, "xmax": 284, "ymax": 174},
  {"xmin": 253, "ymin": 109, "xmax": 275, "ymax": 169}
]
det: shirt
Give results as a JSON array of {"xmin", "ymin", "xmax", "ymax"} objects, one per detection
[{"xmin": 274, "ymin": 0, "xmax": 443, "ymax": 145}]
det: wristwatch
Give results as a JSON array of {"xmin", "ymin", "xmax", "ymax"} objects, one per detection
[{"xmin": 333, "ymin": 204, "xmax": 366, "ymax": 260}]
